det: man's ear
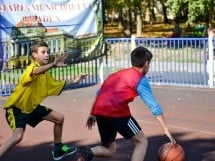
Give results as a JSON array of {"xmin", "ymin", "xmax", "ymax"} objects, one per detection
[
  {"xmin": 32, "ymin": 52, "xmax": 37, "ymax": 59},
  {"xmin": 144, "ymin": 60, "xmax": 149, "ymax": 66}
]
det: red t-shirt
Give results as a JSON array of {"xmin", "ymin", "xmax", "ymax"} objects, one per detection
[{"xmin": 91, "ymin": 68, "xmax": 144, "ymax": 117}]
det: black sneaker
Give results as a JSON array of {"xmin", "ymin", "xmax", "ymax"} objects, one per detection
[
  {"xmin": 76, "ymin": 146, "xmax": 93, "ymax": 161},
  {"xmin": 52, "ymin": 144, "xmax": 77, "ymax": 160}
]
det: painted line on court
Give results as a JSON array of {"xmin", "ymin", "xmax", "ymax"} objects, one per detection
[
  {"xmin": 66, "ymin": 107, "xmax": 215, "ymax": 135},
  {"xmin": 153, "ymin": 86, "xmax": 215, "ymax": 92},
  {"xmin": 138, "ymin": 119, "xmax": 215, "ymax": 135}
]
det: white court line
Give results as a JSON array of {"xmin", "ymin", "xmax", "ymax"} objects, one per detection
[
  {"xmin": 138, "ymin": 119, "xmax": 215, "ymax": 135},
  {"xmin": 66, "ymin": 107, "xmax": 215, "ymax": 135},
  {"xmin": 153, "ymin": 85, "xmax": 215, "ymax": 92}
]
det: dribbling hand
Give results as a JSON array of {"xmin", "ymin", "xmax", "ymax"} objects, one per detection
[{"xmin": 164, "ymin": 133, "xmax": 176, "ymax": 145}]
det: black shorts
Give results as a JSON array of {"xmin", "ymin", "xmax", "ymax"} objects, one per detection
[
  {"xmin": 5, "ymin": 105, "xmax": 52, "ymax": 130},
  {"xmin": 96, "ymin": 116, "xmax": 141, "ymax": 147}
]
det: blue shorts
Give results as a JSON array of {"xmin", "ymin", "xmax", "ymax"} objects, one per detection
[
  {"xmin": 96, "ymin": 116, "xmax": 141, "ymax": 147},
  {"xmin": 5, "ymin": 105, "xmax": 52, "ymax": 130}
]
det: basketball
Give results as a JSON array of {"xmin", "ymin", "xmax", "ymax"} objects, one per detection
[{"xmin": 158, "ymin": 142, "xmax": 185, "ymax": 161}]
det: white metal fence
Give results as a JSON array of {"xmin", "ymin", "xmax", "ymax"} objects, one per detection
[
  {"xmin": 1, "ymin": 37, "xmax": 215, "ymax": 96},
  {"xmin": 102, "ymin": 37, "xmax": 214, "ymax": 88}
]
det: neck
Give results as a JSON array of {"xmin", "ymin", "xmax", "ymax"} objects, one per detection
[{"xmin": 132, "ymin": 67, "xmax": 143, "ymax": 73}]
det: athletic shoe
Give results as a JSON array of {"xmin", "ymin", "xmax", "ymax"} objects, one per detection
[
  {"xmin": 76, "ymin": 146, "xmax": 93, "ymax": 161},
  {"xmin": 52, "ymin": 144, "xmax": 77, "ymax": 160}
]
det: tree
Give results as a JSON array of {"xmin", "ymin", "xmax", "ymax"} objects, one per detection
[
  {"xmin": 159, "ymin": 0, "xmax": 169, "ymax": 23},
  {"xmin": 103, "ymin": 0, "xmax": 144, "ymax": 36},
  {"xmin": 166, "ymin": 0, "xmax": 215, "ymax": 25}
]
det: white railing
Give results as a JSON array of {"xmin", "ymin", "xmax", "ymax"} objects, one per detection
[{"xmin": 104, "ymin": 36, "xmax": 214, "ymax": 88}]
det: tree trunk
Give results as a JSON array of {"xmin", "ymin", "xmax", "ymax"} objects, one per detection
[
  {"xmin": 118, "ymin": 8, "xmax": 123, "ymax": 29},
  {"xmin": 150, "ymin": 8, "xmax": 156, "ymax": 22},
  {"xmin": 136, "ymin": 14, "xmax": 142, "ymax": 36},
  {"xmin": 161, "ymin": 3, "xmax": 169, "ymax": 23}
]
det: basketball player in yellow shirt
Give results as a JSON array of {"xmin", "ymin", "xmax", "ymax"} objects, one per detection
[{"xmin": 0, "ymin": 41, "xmax": 87, "ymax": 160}]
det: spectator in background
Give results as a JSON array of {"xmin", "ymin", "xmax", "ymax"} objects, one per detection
[
  {"xmin": 207, "ymin": 25, "xmax": 215, "ymax": 37},
  {"xmin": 169, "ymin": 19, "xmax": 182, "ymax": 38}
]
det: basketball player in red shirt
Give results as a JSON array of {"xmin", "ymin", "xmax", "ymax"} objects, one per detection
[{"xmin": 76, "ymin": 46, "xmax": 176, "ymax": 161}]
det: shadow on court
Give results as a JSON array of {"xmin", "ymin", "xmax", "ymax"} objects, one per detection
[{"xmin": 1, "ymin": 133, "xmax": 214, "ymax": 161}]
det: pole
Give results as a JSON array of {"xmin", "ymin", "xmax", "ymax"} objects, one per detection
[{"xmin": 207, "ymin": 29, "xmax": 214, "ymax": 88}]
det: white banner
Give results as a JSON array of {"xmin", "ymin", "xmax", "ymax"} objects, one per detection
[
  {"xmin": 0, "ymin": 0, "xmax": 103, "ymax": 69},
  {"xmin": 0, "ymin": 0, "xmax": 102, "ymax": 37}
]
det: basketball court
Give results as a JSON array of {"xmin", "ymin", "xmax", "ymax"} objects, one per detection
[{"xmin": 0, "ymin": 84, "xmax": 214, "ymax": 161}]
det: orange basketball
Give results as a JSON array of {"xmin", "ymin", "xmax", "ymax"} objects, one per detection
[{"xmin": 158, "ymin": 142, "xmax": 185, "ymax": 161}]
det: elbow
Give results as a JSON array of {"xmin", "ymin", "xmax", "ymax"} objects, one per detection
[
  {"xmin": 152, "ymin": 112, "xmax": 163, "ymax": 116},
  {"xmin": 151, "ymin": 106, "xmax": 163, "ymax": 116}
]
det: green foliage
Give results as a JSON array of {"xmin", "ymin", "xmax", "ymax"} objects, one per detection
[
  {"xmin": 166, "ymin": 0, "xmax": 214, "ymax": 23},
  {"xmin": 188, "ymin": 0, "xmax": 207, "ymax": 22},
  {"xmin": 166, "ymin": 0, "xmax": 186, "ymax": 14}
]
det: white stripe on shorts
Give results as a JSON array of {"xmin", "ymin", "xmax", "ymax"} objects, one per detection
[{"xmin": 127, "ymin": 118, "xmax": 140, "ymax": 135}]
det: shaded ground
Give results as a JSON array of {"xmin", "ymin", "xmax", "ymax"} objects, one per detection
[
  {"xmin": 104, "ymin": 21, "xmax": 200, "ymax": 38},
  {"xmin": 0, "ymin": 85, "xmax": 215, "ymax": 161},
  {"xmin": 104, "ymin": 22, "xmax": 173, "ymax": 37}
]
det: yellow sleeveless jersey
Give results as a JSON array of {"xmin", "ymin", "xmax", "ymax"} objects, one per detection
[{"xmin": 4, "ymin": 61, "xmax": 65, "ymax": 113}]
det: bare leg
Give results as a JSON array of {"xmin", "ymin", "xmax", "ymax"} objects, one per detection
[
  {"xmin": 0, "ymin": 128, "xmax": 24, "ymax": 158},
  {"xmin": 43, "ymin": 111, "xmax": 64, "ymax": 143},
  {"xmin": 91, "ymin": 142, "xmax": 116, "ymax": 158},
  {"xmin": 130, "ymin": 131, "xmax": 148, "ymax": 161}
]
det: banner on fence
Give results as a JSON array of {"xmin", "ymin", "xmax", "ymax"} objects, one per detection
[{"xmin": 0, "ymin": 0, "xmax": 103, "ymax": 70}]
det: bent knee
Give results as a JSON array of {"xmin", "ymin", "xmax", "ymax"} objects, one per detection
[
  {"xmin": 138, "ymin": 135, "xmax": 148, "ymax": 146},
  {"xmin": 57, "ymin": 114, "xmax": 64, "ymax": 124},
  {"xmin": 46, "ymin": 111, "xmax": 65, "ymax": 124},
  {"xmin": 103, "ymin": 143, "xmax": 117, "ymax": 157},
  {"xmin": 108, "ymin": 145, "xmax": 117, "ymax": 157},
  {"xmin": 131, "ymin": 132, "xmax": 148, "ymax": 146},
  {"xmin": 54, "ymin": 113, "xmax": 64, "ymax": 124},
  {"xmin": 13, "ymin": 133, "xmax": 24, "ymax": 143}
]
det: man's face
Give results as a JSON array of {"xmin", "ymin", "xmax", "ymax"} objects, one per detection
[
  {"xmin": 33, "ymin": 46, "xmax": 50, "ymax": 65},
  {"xmin": 143, "ymin": 61, "xmax": 150, "ymax": 75}
]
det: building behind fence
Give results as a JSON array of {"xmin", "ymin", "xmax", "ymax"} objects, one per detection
[{"xmin": 1, "ymin": 37, "xmax": 215, "ymax": 96}]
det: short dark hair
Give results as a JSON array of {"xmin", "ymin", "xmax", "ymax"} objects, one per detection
[
  {"xmin": 130, "ymin": 46, "xmax": 153, "ymax": 67},
  {"xmin": 30, "ymin": 41, "xmax": 49, "ymax": 54}
]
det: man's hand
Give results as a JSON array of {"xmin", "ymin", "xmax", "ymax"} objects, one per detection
[
  {"xmin": 163, "ymin": 131, "xmax": 176, "ymax": 145},
  {"xmin": 86, "ymin": 115, "xmax": 96, "ymax": 130},
  {"xmin": 73, "ymin": 73, "xmax": 88, "ymax": 84},
  {"xmin": 65, "ymin": 73, "xmax": 88, "ymax": 86},
  {"xmin": 53, "ymin": 54, "xmax": 68, "ymax": 67}
]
